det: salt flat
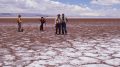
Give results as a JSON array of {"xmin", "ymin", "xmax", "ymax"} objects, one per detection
[{"xmin": 0, "ymin": 25, "xmax": 120, "ymax": 67}]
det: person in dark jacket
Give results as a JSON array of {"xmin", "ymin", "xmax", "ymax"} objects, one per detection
[
  {"xmin": 61, "ymin": 14, "xmax": 68, "ymax": 34},
  {"xmin": 40, "ymin": 17, "xmax": 46, "ymax": 31}
]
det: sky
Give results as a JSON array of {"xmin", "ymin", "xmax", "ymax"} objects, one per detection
[{"xmin": 0, "ymin": 0, "xmax": 120, "ymax": 17}]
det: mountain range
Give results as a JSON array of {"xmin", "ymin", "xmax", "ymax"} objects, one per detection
[{"xmin": 0, "ymin": 13, "xmax": 50, "ymax": 17}]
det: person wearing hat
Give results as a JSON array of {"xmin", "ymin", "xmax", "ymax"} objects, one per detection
[
  {"xmin": 55, "ymin": 14, "xmax": 62, "ymax": 35},
  {"xmin": 61, "ymin": 14, "xmax": 68, "ymax": 35},
  {"xmin": 40, "ymin": 17, "xmax": 46, "ymax": 31},
  {"xmin": 17, "ymin": 14, "xmax": 23, "ymax": 32}
]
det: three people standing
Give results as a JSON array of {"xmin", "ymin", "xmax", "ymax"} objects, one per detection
[{"xmin": 55, "ymin": 14, "xmax": 68, "ymax": 35}]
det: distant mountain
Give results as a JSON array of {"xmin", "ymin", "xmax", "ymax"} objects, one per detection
[
  {"xmin": 1, "ymin": 13, "xmax": 119, "ymax": 18},
  {"xmin": 0, "ymin": 13, "xmax": 51, "ymax": 17}
]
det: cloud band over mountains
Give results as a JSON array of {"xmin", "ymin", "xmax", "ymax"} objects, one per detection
[{"xmin": 0, "ymin": 0, "xmax": 120, "ymax": 17}]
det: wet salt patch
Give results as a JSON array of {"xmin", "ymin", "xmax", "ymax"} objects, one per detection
[
  {"xmin": 15, "ymin": 60, "xmax": 30, "ymax": 66},
  {"xmin": 112, "ymin": 45, "xmax": 120, "ymax": 48},
  {"xmin": 2, "ymin": 37, "xmax": 8, "ymax": 39},
  {"xmin": 12, "ymin": 45, "xmax": 20, "ymax": 47},
  {"xmin": 14, "ymin": 47, "xmax": 28, "ymax": 51},
  {"xmin": 33, "ymin": 51, "xmax": 42, "ymax": 56},
  {"xmin": 0, "ymin": 48, "xmax": 11, "ymax": 55},
  {"xmin": 63, "ymin": 51, "xmax": 81, "ymax": 58},
  {"xmin": 52, "ymin": 42, "xmax": 71, "ymax": 48},
  {"xmin": 3, "ymin": 55, "xmax": 15, "ymax": 60},
  {"xmin": 74, "ymin": 51, "xmax": 82, "ymax": 56},
  {"xmin": 87, "ymin": 48, "xmax": 98, "ymax": 52},
  {"xmin": 3, "ymin": 66, "xmax": 13, "ymax": 67},
  {"xmin": 27, "ymin": 65, "xmax": 45, "ymax": 67},
  {"xmin": 73, "ymin": 37, "xmax": 83, "ymax": 41},
  {"xmin": 98, "ymin": 45, "xmax": 110, "ymax": 48},
  {"xmin": 60, "ymin": 48, "xmax": 82, "ymax": 57},
  {"xmin": 3, "ymin": 61, "xmax": 15, "ymax": 65},
  {"xmin": 16, "ymin": 65, "xmax": 23, "ymax": 67},
  {"xmin": 34, "ymin": 55, "xmax": 51, "ymax": 60},
  {"xmin": 27, "ymin": 50, "xmax": 35, "ymax": 53},
  {"xmin": 61, "ymin": 42, "xmax": 71, "ymax": 46},
  {"xmin": 107, "ymin": 47, "xmax": 120, "ymax": 52},
  {"xmin": 49, "ymin": 43, "xmax": 60, "ymax": 48},
  {"xmin": 95, "ymin": 38, "xmax": 104, "ymax": 41},
  {"xmin": 84, "ymin": 52, "xmax": 99, "ymax": 57},
  {"xmin": 112, "ymin": 53, "xmax": 120, "ymax": 57},
  {"xmin": 47, "ymin": 56, "xmax": 69, "ymax": 64},
  {"xmin": 21, "ymin": 56, "xmax": 34, "ymax": 61},
  {"xmin": 111, "ymin": 38, "xmax": 120, "ymax": 43},
  {"xmin": 2, "ymin": 33, "xmax": 8, "ymax": 36},
  {"xmin": 64, "ymin": 48, "xmax": 76, "ymax": 52},
  {"xmin": 42, "ymin": 50, "xmax": 57, "ymax": 56},
  {"xmin": 70, "ymin": 59, "xmax": 81, "ymax": 65},
  {"xmin": 34, "ymin": 41, "xmax": 41, "ymax": 44},
  {"xmin": 76, "ymin": 46, "xmax": 93, "ymax": 52},
  {"xmin": 79, "ymin": 57, "xmax": 100, "ymax": 64},
  {"xmin": 109, "ymin": 42, "xmax": 120, "ymax": 46},
  {"xmin": 100, "ymin": 50, "xmax": 114, "ymax": 54},
  {"xmin": 21, "ymin": 38, "xmax": 30, "ymax": 41},
  {"xmin": 97, "ymin": 56, "xmax": 111, "ymax": 60},
  {"xmin": 15, "ymin": 52, "xmax": 33, "ymax": 57},
  {"xmin": 71, "ymin": 41, "xmax": 89, "ymax": 47},
  {"xmin": 95, "ymin": 46, "xmax": 108, "ymax": 52},
  {"xmin": 10, "ymin": 46, "xmax": 19, "ymax": 50},
  {"xmin": 71, "ymin": 41, "xmax": 82, "ymax": 46},
  {"xmin": 99, "ymin": 54, "xmax": 111, "ymax": 60},
  {"xmin": 88, "ymin": 40, "xmax": 99, "ymax": 44},
  {"xmin": 46, "ymin": 60, "xmax": 57, "ymax": 65},
  {"xmin": 74, "ymin": 43, "xmax": 92, "ymax": 47},
  {"xmin": 0, "ymin": 63, "xmax": 3, "ymax": 66},
  {"xmin": 24, "ymin": 40, "xmax": 31, "ymax": 43},
  {"xmin": 82, "ymin": 64, "xmax": 113, "ymax": 67},
  {"xmin": 75, "ymin": 47, "xmax": 93, "ymax": 51},
  {"xmin": 59, "ymin": 64, "xmax": 73, "ymax": 67},
  {"xmin": 54, "ymin": 48, "xmax": 64, "ymax": 52},
  {"xmin": 30, "ymin": 45, "xmax": 47, "ymax": 50},
  {"xmin": 25, "ymin": 61, "xmax": 46, "ymax": 67},
  {"xmin": 105, "ymin": 58, "xmax": 120, "ymax": 66},
  {"xmin": 49, "ymin": 43, "xmax": 63, "ymax": 48},
  {"xmin": 18, "ymin": 42, "xmax": 25, "ymax": 45},
  {"xmin": 28, "ymin": 43, "xmax": 34, "ymax": 46},
  {"xmin": 7, "ymin": 43, "xmax": 13, "ymax": 46}
]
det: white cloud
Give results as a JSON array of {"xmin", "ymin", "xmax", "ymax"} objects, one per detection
[
  {"xmin": 91, "ymin": 0, "xmax": 120, "ymax": 5},
  {"xmin": 0, "ymin": 0, "xmax": 119, "ymax": 17}
]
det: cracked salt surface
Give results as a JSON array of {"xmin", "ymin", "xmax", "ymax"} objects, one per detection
[
  {"xmin": 79, "ymin": 57, "xmax": 100, "ymax": 64},
  {"xmin": 82, "ymin": 64, "xmax": 113, "ymax": 67},
  {"xmin": 105, "ymin": 58, "xmax": 120, "ymax": 66},
  {"xmin": 0, "ymin": 26, "xmax": 120, "ymax": 67}
]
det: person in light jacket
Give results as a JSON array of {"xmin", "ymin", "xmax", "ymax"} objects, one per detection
[{"xmin": 55, "ymin": 14, "xmax": 62, "ymax": 35}]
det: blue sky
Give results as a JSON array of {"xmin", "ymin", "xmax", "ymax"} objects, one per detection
[
  {"xmin": 56, "ymin": 0, "xmax": 120, "ymax": 9},
  {"xmin": 0, "ymin": 0, "xmax": 120, "ymax": 17}
]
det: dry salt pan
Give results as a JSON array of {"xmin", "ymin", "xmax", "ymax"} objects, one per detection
[{"xmin": 1, "ymin": 26, "xmax": 120, "ymax": 67}]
